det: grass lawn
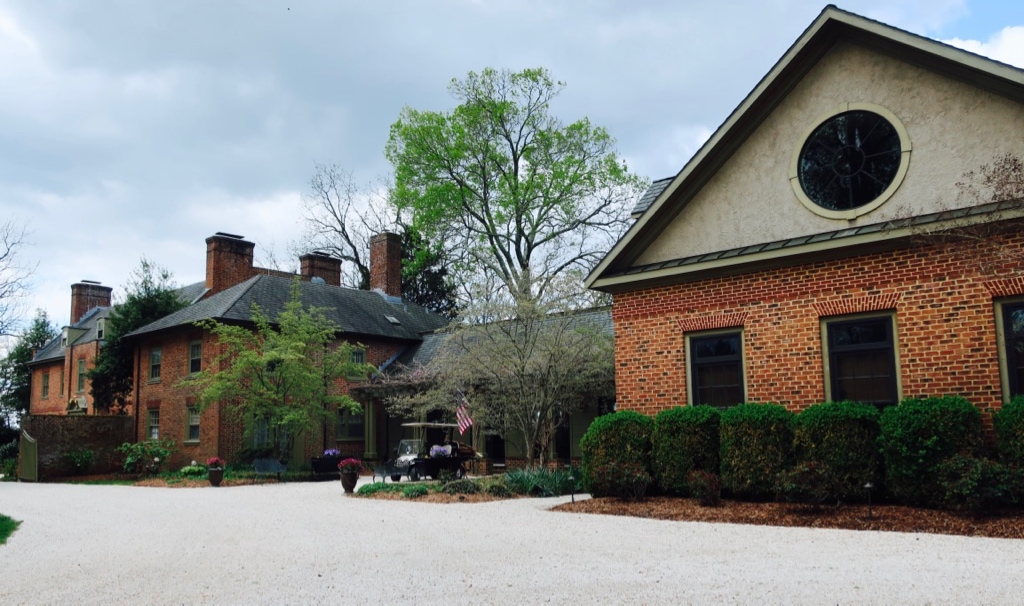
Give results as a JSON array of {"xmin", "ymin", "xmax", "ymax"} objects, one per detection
[{"xmin": 0, "ymin": 514, "xmax": 21, "ymax": 545}]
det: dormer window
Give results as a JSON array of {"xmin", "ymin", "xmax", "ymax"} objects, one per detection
[
  {"xmin": 96, "ymin": 318, "xmax": 106, "ymax": 340},
  {"xmin": 61, "ymin": 328, "xmax": 68, "ymax": 348}
]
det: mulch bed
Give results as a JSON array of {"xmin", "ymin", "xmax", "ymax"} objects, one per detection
[{"xmin": 551, "ymin": 496, "xmax": 1024, "ymax": 539}]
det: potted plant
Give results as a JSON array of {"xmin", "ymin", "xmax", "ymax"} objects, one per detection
[
  {"xmin": 337, "ymin": 457, "xmax": 363, "ymax": 493},
  {"xmin": 312, "ymin": 448, "xmax": 342, "ymax": 474},
  {"xmin": 207, "ymin": 456, "xmax": 226, "ymax": 487}
]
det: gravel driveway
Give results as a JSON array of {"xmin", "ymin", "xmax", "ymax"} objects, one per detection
[{"xmin": 2, "ymin": 478, "xmax": 1024, "ymax": 604}]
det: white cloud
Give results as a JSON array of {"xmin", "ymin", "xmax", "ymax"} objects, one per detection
[{"xmin": 945, "ymin": 26, "xmax": 1024, "ymax": 68}]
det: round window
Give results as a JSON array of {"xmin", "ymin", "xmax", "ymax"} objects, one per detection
[{"xmin": 791, "ymin": 105, "xmax": 910, "ymax": 219}]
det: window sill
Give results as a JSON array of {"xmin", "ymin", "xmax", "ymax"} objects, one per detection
[
  {"xmin": 147, "ymin": 379, "xmax": 161, "ymax": 384},
  {"xmin": 183, "ymin": 440, "xmax": 199, "ymax": 446}
]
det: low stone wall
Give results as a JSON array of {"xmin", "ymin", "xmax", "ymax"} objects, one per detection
[{"xmin": 20, "ymin": 415, "xmax": 134, "ymax": 480}]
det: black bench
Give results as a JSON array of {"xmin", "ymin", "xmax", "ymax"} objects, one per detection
[{"xmin": 252, "ymin": 458, "xmax": 287, "ymax": 484}]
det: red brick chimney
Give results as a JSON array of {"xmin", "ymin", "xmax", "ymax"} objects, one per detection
[
  {"xmin": 70, "ymin": 281, "xmax": 113, "ymax": 324},
  {"xmin": 205, "ymin": 232, "xmax": 256, "ymax": 296},
  {"xmin": 300, "ymin": 251, "xmax": 342, "ymax": 287},
  {"xmin": 369, "ymin": 232, "xmax": 402, "ymax": 298}
]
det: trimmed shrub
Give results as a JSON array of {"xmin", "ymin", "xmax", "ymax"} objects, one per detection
[
  {"xmin": 580, "ymin": 411, "xmax": 654, "ymax": 498},
  {"xmin": 775, "ymin": 461, "xmax": 835, "ymax": 508},
  {"xmin": 652, "ymin": 406, "xmax": 720, "ymax": 495},
  {"xmin": 486, "ymin": 483, "xmax": 513, "ymax": 498},
  {"xmin": 504, "ymin": 467, "xmax": 576, "ymax": 497},
  {"xmin": 935, "ymin": 454, "xmax": 1013, "ymax": 515},
  {"xmin": 402, "ymin": 484, "xmax": 429, "ymax": 499},
  {"xmin": 440, "ymin": 479, "xmax": 481, "ymax": 495},
  {"xmin": 994, "ymin": 395, "xmax": 1024, "ymax": 468},
  {"xmin": 686, "ymin": 470, "xmax": 722, "ymax": 506},
  {"xmin": 879, "ymin": 396, "xmax": 983, "ymax": 507},
  {"xmin": 719, "ymin": 403, "xmax": 794, "ymax": 500},
  {"xmin": 793, "ymin": 401, "xmax": 881, "ymax": 501}
]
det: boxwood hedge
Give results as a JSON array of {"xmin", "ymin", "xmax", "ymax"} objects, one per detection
[
  {"xmin": 793, "ymin": 401, "xmax": 881, "ymax": 501},
  {"xmin": 719, "ymin": 403, "xmax": 794, "ymax": 500},
  {"xmin": 580, "ymin": 411, "xmax": 654, "ymax": 498},
  {"xmin": 878, "ymin": 395, "xmax": 982, "ymax": 507},
  {"xmin": 652, "ymin": 406, "xmax": 720, "ymax": 495}
]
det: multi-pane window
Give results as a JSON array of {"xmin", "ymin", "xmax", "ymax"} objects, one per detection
[
  {"xmin": 149, "ymin": 348, "xmax": 162, "ymax": 381},
  {"xmin": 41, "ymin": 372, "xmax": 50, "ymax": 398},
  {"xmin": 1001, "ymin": 302, "xmax": 1024, "ymax": 398},
  {"xmin": 347, "ymin": 348, "xmax": 368, "ymax": 380},
  {"xmin": 148, "ymin": 409, "xmax": 160, "ymax": 440},
  {"xmin": 688, "ymin": 331, "xmax": 745, "ymax": 407},
  {"xmin": 189, "ymin": 341, "xmax": 202, "ymax": 374},
  {"xmin": 186, "ymin": 407, "xmax": 200, "ymax": 442},
  {"xmin": 253, "ymin": 418, "xmax": 270, "ymax": 448},
  {"xmin": 337, "ymin": 408, "xmax": 364, "ymax": 440},
  {"xmin": 825, "ymin": 315, "xmax": 898, "ymax": 407},
  {"xmin": 76, "ymin": 359, "xmax": 87, "ymax": 392}
]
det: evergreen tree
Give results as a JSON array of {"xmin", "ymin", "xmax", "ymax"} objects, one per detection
[
  {"xmin": 0, "ymin": 310, "xmax": 58, "ymax": 439},
  {"xmin": 88, "ymin": 259, "xmax": 187, "ymax": 413}
]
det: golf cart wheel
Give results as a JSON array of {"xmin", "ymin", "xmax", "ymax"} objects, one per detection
[
  {"xmin": 390, "ymin": 475, "xmax": 401, "ymax": 482},
  {"xmin": 455, "ymin": 466, "xmax": 465, "ymax": 479},
  {"xmin": 409, "ymin": 467, "xmax": 421, "ymax": 482}
]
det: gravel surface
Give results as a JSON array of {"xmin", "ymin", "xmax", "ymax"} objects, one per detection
[{"xmin": 2, "ymin": 478, "xmax": 1024, "ymax": 604}]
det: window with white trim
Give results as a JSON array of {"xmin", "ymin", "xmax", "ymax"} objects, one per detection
[
  {"xmin": 149, "ymin": 347, "xmax": 162, "ymax": 381},
  {"xmin": 148, "ymin": 409, "xmax": 160, "ymax": 440},
  {"xmin": 186, "ymin": 407, "xmax": 200, "ymax": 442},
  {"xmin": 189, "ymin": 341, "xmax": 202, "ymax": 374}
]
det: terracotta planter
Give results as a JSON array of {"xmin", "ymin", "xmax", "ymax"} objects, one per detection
[
  {"xmin": 208, "ymin": 468, "xmax": 224, "ymax": 487},
  {"xmin": 340, "ymin": 471, "xmax": 358, "ymax": 493}
]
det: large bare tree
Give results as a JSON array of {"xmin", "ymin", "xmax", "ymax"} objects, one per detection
[{"xmin": 0, "ymin": 220, "xmax": 33, "ymax": 338}]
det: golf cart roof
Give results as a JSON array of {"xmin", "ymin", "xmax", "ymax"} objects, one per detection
[{"xmin": 400, "ymin": 422, "xmax": 459, "ymax": 428}]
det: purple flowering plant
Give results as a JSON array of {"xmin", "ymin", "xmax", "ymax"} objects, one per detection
[{"xmin": 323, "ymin": 449, "xmax": 341, "ymax": 457}]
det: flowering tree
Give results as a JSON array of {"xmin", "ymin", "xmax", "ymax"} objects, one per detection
[{"xmin": 188, "ymin": 281, "xmax": 372, "ymax": 461}]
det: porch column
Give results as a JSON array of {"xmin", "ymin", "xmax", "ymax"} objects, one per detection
[{"xmin": 362, "ymin": 399, "xmax": 378, "ymax": 461}]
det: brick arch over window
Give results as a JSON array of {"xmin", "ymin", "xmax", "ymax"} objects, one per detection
[
  {"xmin": 813, "ymin": 293, "xmax": 902, "ymax": 318},
  {"xmin": 677, "ymin": 313, "xmax": 748, "ymax": 333}
]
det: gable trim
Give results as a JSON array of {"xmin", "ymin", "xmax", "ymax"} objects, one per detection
[{"xmin": 586, "ymin": 5, "xmax": 1024, "ymax": 291}]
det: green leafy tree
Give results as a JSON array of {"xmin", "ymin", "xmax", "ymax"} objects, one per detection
[
  {"xmin": 188, "ymin": 281, "xmax": 371, "ymax": 461},
  {"xmin": 0, "ymin": 310, "xmax": 58, "ymax": 439},
  {"xmin": 89, "ymin": 259, "xmax": 187, "ymax": 413},
  {"xmin": 387, "ymin": 67, "xmax": 647, "ymax": 303}
]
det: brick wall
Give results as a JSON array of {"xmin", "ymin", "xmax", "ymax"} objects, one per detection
[
  {"xmin": 135, "ymin": 327, "xmax": 405, "ymax": 469},
  {"xmin": 30, "ymin": 339, "xmax": 103, "ymax": 415},
  {"xmin": 612, "ymin": 231, "xmax": 1024, "ymax": 420},
  {"xmin": 20, "ymin": 414, "xmax": 134, "ymax": 480}
]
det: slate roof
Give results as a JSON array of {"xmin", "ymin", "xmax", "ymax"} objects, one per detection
[
  {"xmin": 390, "ymin": 306, "xmax": 613, "ymax": 371},
  {"xmin": 30, "ymin": 307, "xmax": 112, "ymax": 365},
  {"xmin": 125, "ymin": 274, "xmax": 449, "ymax": 342},
  {"xmin": 630, "ymin": 177, "xmax": 674, "ymax": 217}
]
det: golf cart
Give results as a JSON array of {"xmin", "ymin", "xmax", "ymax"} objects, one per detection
[{"xmin": 386, "ymin": 422, "xmax": 480, "ymax": 482}]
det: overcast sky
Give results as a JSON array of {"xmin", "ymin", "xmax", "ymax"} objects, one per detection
[{"xmin": 3, "ymin": 0, "xmax": 1024, "ymax": 331}]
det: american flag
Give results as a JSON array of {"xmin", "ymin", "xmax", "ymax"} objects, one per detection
[{"xmin": 456, "ymin": 391, "xmax": 473, "ymax": 435}]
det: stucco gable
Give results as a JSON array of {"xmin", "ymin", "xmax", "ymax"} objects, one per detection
[{"xmin": 587, "ymin": 5, "xmax": 1024, "ymax": 292}]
